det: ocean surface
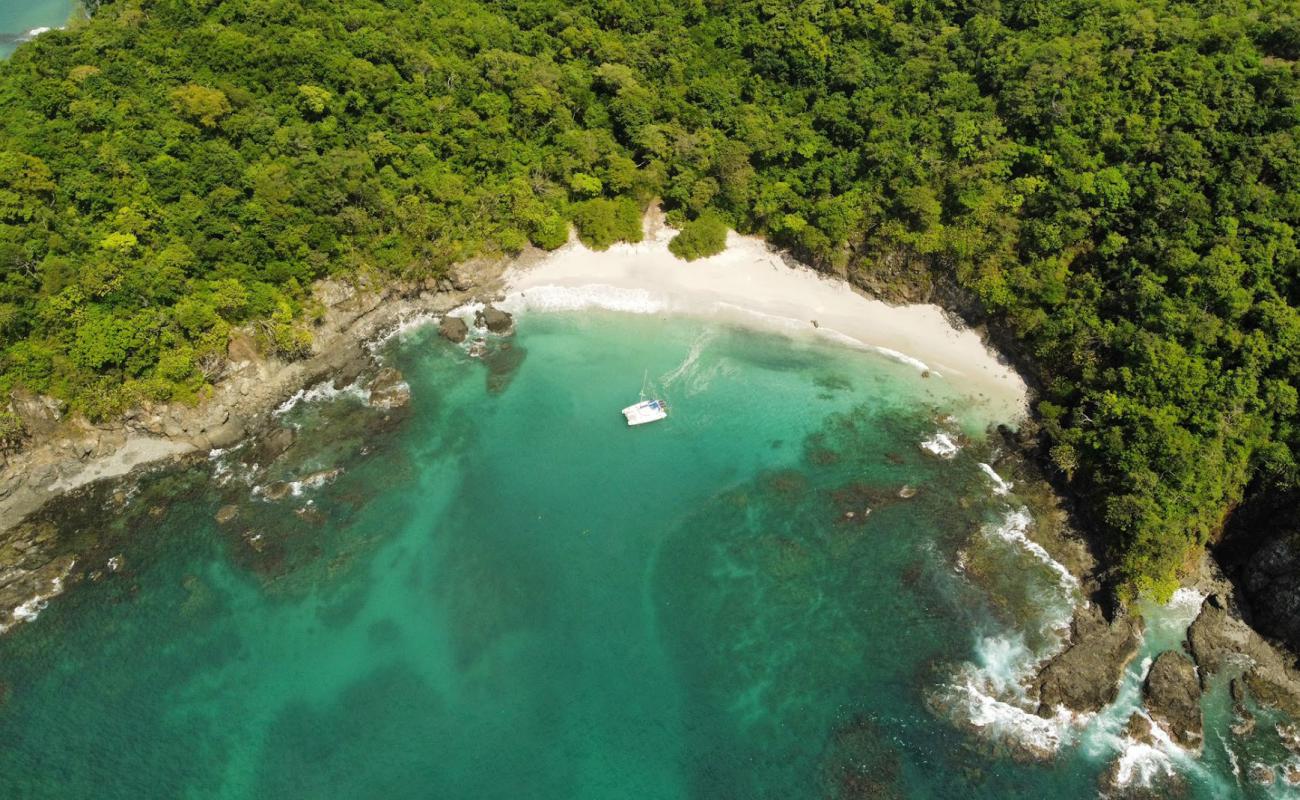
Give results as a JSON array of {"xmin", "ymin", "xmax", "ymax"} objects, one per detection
[
  {"xmin": 0, "ymin": 311, "xmax": 1293, "ymax": 798},
  {"xmin": 0, "ymin": 0, "xmax": 77, "ymax": 58}
]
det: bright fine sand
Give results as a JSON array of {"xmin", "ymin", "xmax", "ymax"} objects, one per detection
[{"xmin": 503, "ymin": 217, "xmax": 1029, "ymax": 423}]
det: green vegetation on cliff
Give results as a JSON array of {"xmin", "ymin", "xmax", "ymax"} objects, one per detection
[{"xmin": 1, "ymin": 0, "xmax": 1297, "ymax": 597}]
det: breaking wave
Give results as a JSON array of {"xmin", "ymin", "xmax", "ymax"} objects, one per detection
[
  {"xmin": 931, "ymin": 632, "xmax": 1083, "ymax": 759},
  {"xmin": 273, "ymin": 380, "xmax": 371, "ymax": 417},
  {"xmin": 978, "ymin": 462, "xmax": 1013, "ymax": 495},
  {"xmin": 984, "ymin": 507, "xmax": 1078, "ymax": 596},
  {"xmin": 501, "ymin": 284, "xmax": 665, "ymax": 314},
  {"xmin": 872, "ymin": 345, "xmax": 937, "ymax": 375},
  {"xmin": 0, "ymin": 563, "xmax": 75, "ymax": 635}
]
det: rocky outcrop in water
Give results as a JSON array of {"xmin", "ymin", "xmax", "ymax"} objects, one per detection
[
  {"xmin": 242, "ymin": 426, "xmax": 296, "ymax": 469},
  {"xmin": 1142, "ymin": 650, "xmax": 1202, "ymax": 749},
  {"xmin": 0, "ymin": 520, "xmax": 76, "ymax": 634},
  {"xmin": 475, "ymin": 304, "xmax": 513, "ymax": 334},
  {"xmin": 438, "ymin": 315, "xmax": 469, "ymax": 343},
  {"xmin": 1034, "ymin": 604, "xmax": 1143, "ymax": 714},
  {"xmin": 366, "ymin": 368, "xmax": 411, "ymax": 409}
]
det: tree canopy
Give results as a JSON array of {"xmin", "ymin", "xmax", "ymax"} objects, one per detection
[{"xmin": 1, "ymin": 0, "xmax": 1298, "ymax": 598}]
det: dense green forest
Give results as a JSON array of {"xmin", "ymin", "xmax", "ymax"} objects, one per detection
[{"xmin": 0, "ymin": 0, "xmax": 1297, "ymax": 598}]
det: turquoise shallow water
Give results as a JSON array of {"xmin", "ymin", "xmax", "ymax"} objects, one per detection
[
  {"xmin": 0, "ymin": 0, "xmax": 77, "ymax": 57},
  {"xmin": 0, "ymin": 312, "xmax": 1290, "ymax": 797}
]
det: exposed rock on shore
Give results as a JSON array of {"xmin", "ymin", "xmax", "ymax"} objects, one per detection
[
  {"xmin": 1142, "ymin": 650, "xmax": 1203, "ymax": 749},
  {"xmin": 1035, "ymin": 604, "xmax": 1143, "ymax": 714}
]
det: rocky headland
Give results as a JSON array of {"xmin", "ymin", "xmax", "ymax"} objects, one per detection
[{"xmin": 0, "ymin": 255, "xmax": 521, "ymax": 633}]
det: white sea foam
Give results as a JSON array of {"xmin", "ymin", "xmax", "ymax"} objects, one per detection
[
  {"xmin": 1103, "ymin": 705, "xmax": 1222, "ymax": 793},
  {"xmin": 710, "ymin": 303, "xmax": 941, "ymax": 377},
  {"xmin": 978, "ymin": 463, "xmax": 1013, "ymax": 495},
  {"xmin": 975, "ymin": 633, "xmax": 1035, "ymax": 696},
  {"xmin": 936, "ymin": 650, "xmax": 1083, "ymax": 759},
  {"xmin": 272, "ymin": 380, "xmax": 370, "ymax": 417},
  {"xmin": 1111, "ymin": 720, "xmax": 1180, "ymax": 788},
  {"xmin": 252, "ymin": 468, "xmax": 341, "ymax": 500},
  {"xmin": 920, "ymin": 432, "xmax": 961, "ymax": 458},
  {"xmin": 1165, "ymin": 587, "xmax": 1206, "ymax": 616},
  {"xmin": 292, "ymin": 472, "xmax": 334, "ymax": 496},
  {"xmin": 0, "ymin": 565, "xmax": 74, "ymax": 634},
  {"xmin": 367, "ymin": 310, "xmax": 440, "ymax": 350},
  {"xmin": 1223, "ymin": 731, "xmax": 1242, "ymax": 781},
  {"xmin": 502, "ymin": 284, "xmax": 665, "ymax": 314},
  {"xmin": 964, "ymin": 686, "xmax": 1078, "ymax": 755},
  {"xmin": 17, "ymin": 26, "xmax": 55, "ymax": 42},
  {"xmin": 984, "ymin": 508, "xmax": 1078, "ymax": 595},
  {"xmin": 873, "ymin": 345, "xmax": 938, "ymax": 375}
]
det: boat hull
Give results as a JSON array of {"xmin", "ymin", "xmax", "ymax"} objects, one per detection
[{"xmin": 622, "ymin": 399, "xmax": 668, "ymax": 426}]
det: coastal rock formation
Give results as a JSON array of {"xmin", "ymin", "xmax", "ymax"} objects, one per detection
[
  {"xmin": 0, "ymin": 520, "xmax": 76, "ymax": 634},
  {"xmin": 7, "ymin": 389, "xmax": 64, "ymax": 439},
  {"xmin": 439, "ymin": 315, "xmax": 469, "ymax": 343},
  {"xmin": 366, "ymin": 368, "xmax": 411, "ymax": 409},
  {"xmin": 1214, "ymin": 490, "xmax": 1300, "ymax": 656},
  {"xmin": 1142, "ymin": 650, "xmax": 1202, "ymax": 748},
  {"xmin": 1234, "ymin": 535, "xmax": 1300, "ymax": 650},
  {"xmin": 262, "ymin": 482, "xmax": 292, "ymax": 501},
  {"xmin": 242, "ymin": 426, "xmax": 296, "ymax": 469},
  {"xmin": 1188, "ymin": 594, "xmax": 1300, "ymax": 717},
  {"xmin": 475, "ymin": 304, "xmax": 513, "ymax": 334},
  {"xmin": 0, "ymin": 265, "xmax": 506, "ymax": 546},
  {"xmin": 1034, "ymin": 604, "xmax": 1142, "ymax": 714},
  {"xmin": 331, "ymin": 352, "xmax": 371, "ymax": 391}
]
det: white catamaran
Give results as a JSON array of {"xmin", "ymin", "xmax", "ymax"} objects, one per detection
[{"xmin": 622, "ymin": 371, "xmax": 669, "ymax": 426}]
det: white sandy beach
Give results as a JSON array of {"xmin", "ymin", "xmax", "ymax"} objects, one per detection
[{"xmin": 500, "ymin": 216, "xmax": 1029, "ymax": 424}]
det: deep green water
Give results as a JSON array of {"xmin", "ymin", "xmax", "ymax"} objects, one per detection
[
  {"xmin": 0, "ymin": 312, "xmax": 1292, "ymax": 797},
  {"xmin": 0, "ymin": 0, "xmax": 77, "ymax": 58}
]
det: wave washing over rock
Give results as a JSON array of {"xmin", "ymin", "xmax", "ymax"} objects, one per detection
[{"xmin": 920, "ymin": 432, "xmax": 961, "ymax": 459}]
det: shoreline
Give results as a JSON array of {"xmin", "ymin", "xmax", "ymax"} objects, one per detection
[
  {"xmin": 497, "ymin": 212, "xmax": 1028, "ymax": 428},
  {"xmin": 1, "ymin": 214, "xmax": 1031, "ymax": 539},
  {"xmin": 0, "ymin": 214, "xmax": 1046, "ymax": 646}
]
